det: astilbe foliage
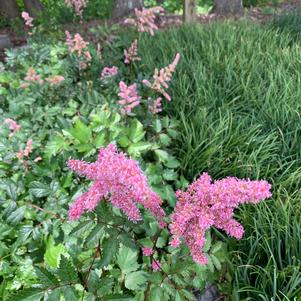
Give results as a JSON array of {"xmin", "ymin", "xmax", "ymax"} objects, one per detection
[
  {"xmin": 170, "ymin": 173, "xmax": 272, "ymax": 265},
  {"xmin": 125, "ymin": 6, "xmax": 164, "ymax": 36},
  {"xmin": 67, "ymin": 144, "xmax": 166, "ymax": 226}
]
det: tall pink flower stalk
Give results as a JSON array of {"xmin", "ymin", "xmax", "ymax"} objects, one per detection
[
  {"xmin": 143, "ymin": 53, "xmax": 180, "ymax": 101},
  {"xmin": 21, "ymin": 12, "xmax": 34, "ymax": 27},
  {"xmin": 118, "ymin": 81, "xmax": 141, "ymax": 115},
  {"xmin": 125, "ymin": 6, "xmax": 164, "ymax": 36},
  {"xmin": 67, "ymin": 144, "xmax": 166, "ymax": 226},
  {"xmin": 124, "ymin": 40, "xmax": 141, "ymax": 64},
  {"xmin": 20, "ymin": 68, "xmax": 43, "ymax": 88},
  {"xmin": 65, "ymin": 0, "xmax": 88, "ymax": 20},
  {"xmin": 16, "ymin": 139, "xmax": 33, "ymax": 159},
  {"xmin": 170, "ymin": 173, "xmax": 272, "ymax": 265}
]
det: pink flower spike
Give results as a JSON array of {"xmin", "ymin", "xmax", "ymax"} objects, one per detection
[
  {"xmin": 101, "ymin": 66, "xmax": 119, "ymax": 80},
  {"xmin": 65, "ymin": 0, "xmax": 88, "ymax": 20},
  {"xmin": 67, "ymin": 144, "xmax": 165, "ymax": 224},
  {"xmin": 170, "ymin": 173, "xmax": 272, "ymax": 265},
  {"xmin": 142, "ymin": 247, "xmax": 153, "ymax": 257},
  {"xmin": 46, "ymin": 75, "xmax": 65, "ymax": 86},
  {"xmin": 21, "ymin": 11, "xmax": 34, "ymax": 27},
  {"xmin": 117, "ymin": 81, "xmax": 141, "ymax": 115},
  {"xmin": 4, "ymin": 118, "xmax": 21, "ymax": 135},
  {"xmin": 124, "ymin": 40, "xmax": 141, "ymax": 64}
]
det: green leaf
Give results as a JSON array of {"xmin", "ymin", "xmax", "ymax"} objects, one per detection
[
  {"xmin": 162, "ymin": 169, "xmax": 178, "ymax": 181},
  {"xmin": 8, "ymin": 288, "xmax": 44, "ymax": 301},
  {"xmin": 103, "ymin": 294, "xmax": 133, "ymax": 301},
  {"xmin": 153, "ymin": 119, "xmax": 162, "ymax": 133},
  {"xmin": 124, "ymin": 271, "xmax": 147, "ymax": 291},
  {"xmin": 57, "ymin": 256, "xmax": 79, "ymax": 284},
  {"xmin": 45, "ymin": 135, "xmax": 68, "ymax": 157},
  {"xmin": 69, "ymin": 118, "xmax": 92, "ymax": 143},
  {"xmin": 34, "ymin": 267, "xmax": 59, "ymax": 288},
  {"xmin": 99, "ymin": 239, "xmax": 119, "ymax": 268},
  {"xmin": 154, "ymin": 150, "xmax": 169, "ymax": 162},
  {"xmin": 117, "ymin": 245, "xmax": 139, "ymax": 274},
  {"xmin": 129, "ymin": 119, "xmax": 145, "ymax": 143},
  {"xmin": 94, "ymin": 133, "xmax": 106, "ymax": 148},
  {"xmin": 44, "ymin": 237, "xmax": 67, "ymax": 268},
  {"xmin": 211, "ymin": 241, "xmax": 223, "ymax": 254},
  {"xmin": 29, "ymin": 181, "xmax": 52, "ymax": 198},
  {"xmin": 203, "ymin": 231, "xmax": 212, "ymax": 253},
  {"xmin": 127, "ymin": 142, "xmax": 152, "ymax": 157},
  {"xmin": 95, "ymin": 277, "xmax": 114, "ymax": 296},
  {"xmin": 6, "ymin": 205, "xmax": 26, "ymax": 224},
  {"xmin": 85, "ymin": 224, "xmax": 105, "ymax": 247},
  {"xmin": 62, "ymin": 287, "xmax": 78, "ymax": 301},
  {"xmin": 211, "ymin": 254, "xmax": 222, "ymax": 270},
  {"xmin": 159, "ymin": 134, "xmax": 171, "ymax": 146},
  {"xmin": 48, "ymin": 288, "xmax": 62, "ymax": 301},
  {"xmin": 69, "ymin": 220, "xmax": 94, "ymax": 237},
  {"xmin": 164, "ymin": 156, "xmax": 180, "ymax": 168},
  {"xmin": 149, "ymin": 286, "xmax": 163, "ymax": 301}
]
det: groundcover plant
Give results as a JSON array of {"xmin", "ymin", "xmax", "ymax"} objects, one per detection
[{"xmin": 0, "ymin": 6, "xmax": 274, "ymax": 301}]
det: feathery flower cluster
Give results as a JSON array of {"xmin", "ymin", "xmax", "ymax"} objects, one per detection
[
  {"xmin": 4, "ymin": 118, "xmax": 21, "ymax": 136},
  {"xmin": 148, "ymin": 97, "xmax": 162, "ymax": 114},
  {"xmin": 125, "ymin": 6, "xmax": 164, "ymax": 36},
  {"xmin": 20, "ymin": 68, "xmax": 43, "ymax": 88},
  {"xmin": 143, "ymin": 53, "xmax": 180, "ymax": 101},
  {"xmin": 65, "ymin": 0, "xmax": 88, "ymax": 20},
  {"xmin": 170, "ymin": 173, "xmax": 272, "ymax": 265},
  {"xmin": 124, "ymin": 40, "xmax": 141, "ymax": 64},
  {"xmin": 65, "ymin": 31, "xmax": 91, "ymax": 69},
  {"xmin": 21, "ymin": 12, "xmax": 34, "ymax": 27},
  {"xmin": 46, "ymin": 75, "xmax": 65, "ymax": 86},
  {"xmin": 142, "ymin": 247, "xmax": 153, "ymax": 257},
  {"xmin": 67, "ymin": 144, "xmax": 166, "ymax": 225},
  {"xmin": 16, "ymin": 139, "xmax": 33, "ymax": 160},
  {"xmin": 100, "ymin": 66, "xmax": 119, "ymax": 80},
  {"xmin": 118, "ymin": 81, "xmax": 141, "ymax": 115}
]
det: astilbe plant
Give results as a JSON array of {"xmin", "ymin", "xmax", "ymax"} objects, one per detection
[
  {"xmin": 124, "ymin": 40, "xmax": 141, "ymax": 64},
  {"xmin": 170, "ymin": 172, "xmax": 272, "ymax": 264},
  {"xmin": 65, "ymin": 0, "xmax": 88, "ymax": 20},
  {"xmin": 67, "ymin": 143, "xmax": 166, "ymax": 226},
  {"xmin": 117, "ymin": 81, "xmax": 141, "ymax": 115}
]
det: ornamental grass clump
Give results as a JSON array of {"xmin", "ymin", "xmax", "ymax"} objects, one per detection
[
  {"xmin": 170, "ymin": 173, "xmax": 272, "ymax": 264},
  {"xmin": 67, "ymin": 144, "xmax": 166, "ymax": 226}
]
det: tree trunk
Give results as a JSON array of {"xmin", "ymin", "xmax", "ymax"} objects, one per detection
[
  {"xmin": 23, "ymin": 0, "xmax": 44, "ymax": 18},
  {"xmin": 0, "ymin": 0, "xmax": 19, "ymax": 19},
  {"xmin": 211, "ymin": 0, "xmax": 244, "ymax": 15},
  {"xmin": 112, "ymin": 0, "xmax": 144, "ymax": 19},
  {"xmin": 183, "ymin": 0, "xmax": 196, "ymax": 23}
]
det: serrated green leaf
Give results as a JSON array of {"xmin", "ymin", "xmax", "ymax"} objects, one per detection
[
  {"xmin": 35, "ymin": 267, "xmax": 59, "ymax": 288},
  {"xmin": 124, "ymin": 271, "xmax": 147, "ymax": 291},
  {"xmin": 62, "ymin": 286, "xmax": 78, "ymax": 301},
  {"xmin": 57, "ymin": 256, "xmax": 79, "ymax": 284},
  {"xmin": 29, "ymin": 181, "xmax": 52, "ymax": 198},
  {"xmin": 149, "ymin": 286, "xmax": 163, "ymax": 301},
  {"xmin": 85, "ymin": 224, "xmax": 105, "ymax": 247},
  {"xmin": 44, "ymin": 236, "xmax": 67, "ymax": 268},
  {"xmin": 159, "ymin": 134, "xmax": 171, "ymax": 146},
  {"xmin": 45, "ymin": 135, "xmax": 68, "ymax": 157},
  {"xmin": 69, "ymin": 220, "xmax": 94, "ymax": 237},
  {"xmin": 211, "ymin": 254, "xmax": 222, "ymax": 270},
  {"xmin": 153, "ymin": 119, "xmax": 162, "ymax": 133},
  {"xmin": 210, "ymin": 241, "xmax": 223, "ymax": 254},
  {"xmin": 127, "ymin": 142, "xmax": 152, "ymax": 157},
  {"xmin": 162, "ymin": 169, "xmax": 178, "ymax": 181},
  {"xmin": 7, "ymin": 288, "xmax": 44, "ymax": 301},
  {"xmin": 129, "ymin": 119, "xmax": 145, "ymax": 143},
  {"xmin": 99, "ymin": 239, "xmax": 119, "ymax": 268},
  {"xmin": 154, "ymin": 150, "xmax": 169, "ymax": 162},
  {"xmin": 117, "ymin": 245, "xmax": 139, "ymax": 274},
  {"xmin": 103, "ymin": 294, "xmax": 133, "ymax": 301},
  {"xmin": 47, "ymin": 288, "xmax": 61, "ymax": 301},
  {"xmin": 69, "ymin": 118, "xmax": 92, "ymax": 143},
  {"xmin": 6, "ymin": 205, "xmax": 26, "ymax": 224}
]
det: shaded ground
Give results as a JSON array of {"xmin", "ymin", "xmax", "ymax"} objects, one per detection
[{"xmin": 0, "ymin": 0, "xmax": 300, "ymax": 62}]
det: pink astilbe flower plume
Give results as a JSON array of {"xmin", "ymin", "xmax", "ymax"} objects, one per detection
[
  {"xmin": 67, "ymin": 144, "xmax": 166, "ymax": 225},
  {"xmin": 118, "ymin": 81, "xmax": 141, "ymax": 115},
  {"xmin": 101, "ymin": 66, "xmax": 119, "ymax": 80},
  {"xmin": 124, "ymin": 40, "xmax": 141, "ymax": 64},
  {"xmin": 21, "ymin": 12, "xmax": 34, "ymax": 27},
  {"xmin": 125, "ymin": 6, "xmax": 164, "ymax": 36},
  {"xmin": 170, "ymin": 173, "xmax": 272, "ymax": 265},
  {"xmin": 4, "ymin": 118, "xmax": 21, "ymax": 136},
  {"xmin": 143, "ymin": 53, "xmax": 180, "ymax": 101},
  {"xmin": 65, "ymin": 0, "xmax": 88, "ymax": 20}
]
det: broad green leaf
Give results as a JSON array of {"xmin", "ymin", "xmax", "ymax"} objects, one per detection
[
  {"xmin": 153, "ymin": 119, "xmax": 162, "ymax": 133},
  {"xmin": 34, "ymin": 267, "xmax": 59, "ymax": 288},
  {"xmin": 124, "ymin": 271, "xmax": 147, "ymax": 291},
  {"xmin": 129, "ymin": 119, "xmax": 145, "ymax": 143},
  {"xmin": 69, "ymin": 220, "xmax": 94, "ymax": 237},
  {"xmin": 103, "ymin": 294, "xmax": 133, "ymax": 301},
  {"xmin": 48, "ymin": 288, "xmax": 61, "ymax": 301},
  {"xmin": 69, "ymin": 118, "xmax": 92, "ymax": 143},
  {"xmin": 203, "ymin": 231, "xmax": 212, "ymax": 253},
  {"xmin": 29, "ymin": 181, "xmax": 52, "ymax": 198},
  {"xmin": 154, "ymin": 150, "xmax": 169, "ymax": 162},
  {"xmin": 85, "ymin": 224, "xmax": 105, "ymax": 247},
  {"xmin": 127, "ymin": 142, "xmax": 152, "ymax": 157},
  {"xmin": 6, "ymin": 205, "xmax": 26, "ymax": 224},
  {"xmin": 211, "ymin": 254, "xmax": 222, "ymax": 270},
  {"xmin": 45, "ymin": 135, "xmax": 68, "ymax": 157},
  {"xmin": 57, "ymin": 256, "xmax": 79, "ymax": 284},
  {"xmin": 149, "ymin": 286, "xmax": 163, "ymax": 301},
  {"xmin": 117, "ymin": 245, "xmax": 139, "ymax": 274},
  {"xmin": 159, "ymin": 134, "xmax": 171, "ymax": 146},
  {"xmin": 62, "ymin": 287, "xmax": 78, "ymax": 301},
  {"xmin": 99, "ymin": 239, "xmax": 119, "ymax": 268},
  {"xmin": 44, "ymin": 236, "xmax": 67, "ymax": 268}
]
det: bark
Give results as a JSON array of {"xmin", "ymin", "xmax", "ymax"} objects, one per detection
[
  {"xmin": 183, "ymin": 0, "xmax": 196, "ymax": 23},
  {"xmin": 23, "ymin": 0, "xmax": 44, "ymax": 18},
  {"xmin": 0, "ymin": 0, "xmax": 19, "ymax": 19},
  {"xmin": 211, "ymin": 0, "xmax": 244, "ymax": 15},
  {"xmin": 112, "ymin": 0, "xmax": 144, "ymax": 19}
]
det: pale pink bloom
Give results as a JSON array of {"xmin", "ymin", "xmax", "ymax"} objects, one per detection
[
  {"xmin": 46, "ymin": 75, "xmax": 65, "ymax": 86},
  {"xmin": 143, "ymin": 53, "xmax": 180, "ymax": 101},
  {"xmin": 34, "ymin": 156, "xmax": 42, "ymax": 162},
  {"xmin": 17, "ymin": 139, "xmax": 33, "ymax": 159},
  {"xmin": 148, "ymin": 97, "xmax": 162, "ymax": 114},
  {"xmin": 67, "ymin": 144, "xmax": 166, "ymax": 225},
  {"xmin": 84, "ymin": 50, "xmax": 91, "ymax": 62},
  {"xmin": 118, "ymin": 81, "xmax": 141, "ymax": 115},
  {"xmin": 100, "ymin": 66, "xmax": 119, "ymax": 80},
  {"xmin": 21, "ymin": 11, "xmax": 34, "ymax": 27},
  {"xmin": 22, "ymin": 67, "xmax": 44, "ymax": 85},
  {"xmin": 20, "ymin": 82, "xmax": 30, "ymax": 89},
  {"xmin": 142, "ymin": 247, "xmax": 153, "ymax": 257},
  {"xmin": 125, "ymin": 6, "xmax": 164, "ymax": 36},
  {"xmin": 170, "ymin": 173, "xmax": 272, "ymax": 265},
  {"xmin": 151, "ymin": 260, "xmax": 161, "ymax": 271},
  {"xmin": 124, "ymin": 40, "xmax": 141, "ymax": 64},
  {"xmin": 65, "ymin": 0, "xmax": 88, "ymax": 20},
  {"xmin": 4, "ymin": 118, "xmax": 21, "ymax": 136},
  {"xmin": 65, "ymin": 31, "xmax": 89, "ymax": 56}
]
